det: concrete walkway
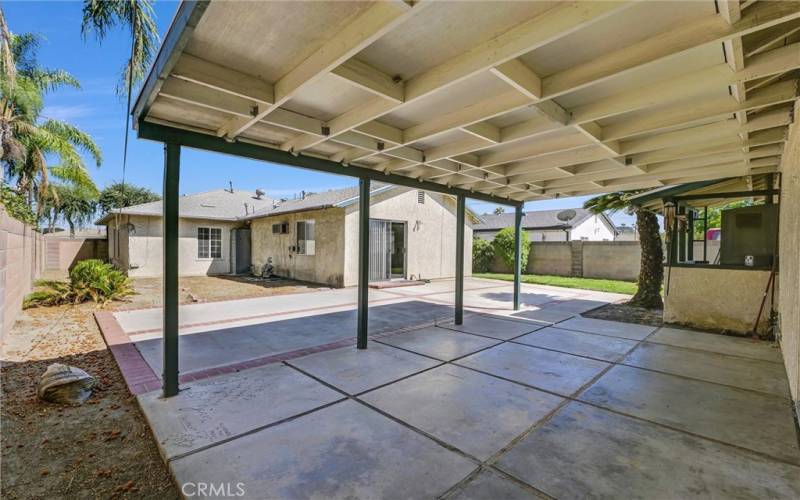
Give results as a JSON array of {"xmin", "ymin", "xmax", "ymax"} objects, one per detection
[{"xmin": 100, "ymin": 279, "xmax": 800, "ymax": 498}]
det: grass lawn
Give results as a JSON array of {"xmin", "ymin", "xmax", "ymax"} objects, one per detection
[{"xmin": 475, "ymin": 273, "xmax": 638, "ymax": 295}]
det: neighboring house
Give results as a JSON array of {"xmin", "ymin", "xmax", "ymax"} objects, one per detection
[
  {"xmin": 98, "ymin": 189, "xmax": 273, "ymax": 277},
  {"xmin": 98, "ymin": 184, "xmax": 474, "ymax": 287},
  {"xmin": 473, "ymin": 208, "xmax": 617, "ymax": 242},
  {"xmin": 246, "ymin": 184, "xmax": 474, "ymax": 287},
  {"xmin": 615, "ymin": 224, "xmax": 639, "ymax": 241}
]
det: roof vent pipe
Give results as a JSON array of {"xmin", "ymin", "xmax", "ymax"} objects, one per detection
[{"xmin": 255, "ymin": 188, "xmax": 265, "ymax": 199}]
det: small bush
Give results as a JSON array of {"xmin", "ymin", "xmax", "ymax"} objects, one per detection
[
  {"xmin": 492, "ymin": 227, "xmax": 530, "ymax": 271},
  {"xmin": 472, "ymin": 238, "xmax": 495, "ymax": 273},
  {"xmin": 24, "ymin": 259, "xmax": 134, "ymax": 308}
]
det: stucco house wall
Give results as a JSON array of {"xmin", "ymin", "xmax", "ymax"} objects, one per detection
[
  {"xmin": 570, "ymin": 215, "xmax": 616, "ymax": 241},
  {"xmin": 664, "ymin": 267, "xmax": 775, "ymax": 335},
  {"xmin": 250, "ymin": 208, "xmax": 346, "ymax": 287},
  {"xmin": 343, "ymin": 189, "xmax": 473, "ymax": 287},
  {"xmin": 778, "ymin": 105, "xmax": 800, "ymax": 410},
  {"xmin": 108, "ymin": 215, "xmax": 239, "ymax": 277}
]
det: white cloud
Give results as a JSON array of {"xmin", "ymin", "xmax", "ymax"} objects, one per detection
[{"xmin": 41, "ymin": 104, "xmax": 95, "ymax": 121}]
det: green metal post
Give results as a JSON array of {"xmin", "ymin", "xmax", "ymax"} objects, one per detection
[
  {"xmin": 455, "ymin": 195, "xmax": 465, "ymax": 325},
  {"xmin": 357, "ymin": 177, "xmax": 370, "ymax": 349},
  {"xmin": 513, "ymin": 205, "xmax": 523, "ymax": 310},
  {"xmin": 163, "ymin": 143, "xmax": 180, "ymax": 397}
]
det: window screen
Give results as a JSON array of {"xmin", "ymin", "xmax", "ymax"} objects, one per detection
[
  {"xmin": 296, "ymin": 221, "xmax": 315, "ymax": 255},
  {"xmin": 198, "ymin": 227, "xmax": 222, "ymax": 259}
]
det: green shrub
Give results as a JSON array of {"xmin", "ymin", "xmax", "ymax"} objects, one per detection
[
  {"xmin": 472, "ymin": 238, "xmax": 495, "ymax": 273},
  {"xmin": 24, "ymin": 259, "xmax": 134, "ymax": 308},
  {"xmin": 492, "ymin": 227, "xmax": 530, "ymax": 271},
  {"xmin": 1, "ymin": 185, "xmax": 37, "ymax": 226}
]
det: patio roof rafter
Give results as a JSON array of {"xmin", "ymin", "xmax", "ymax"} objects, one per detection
[{"xmin": 135, "ymin": 0, "xmax": 800, "ymax": 202}]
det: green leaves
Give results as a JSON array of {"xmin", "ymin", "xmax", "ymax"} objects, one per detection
[
  {"xmin": 98, "ymin": 182, "xmax": 159, "ymax": 213},
  {"xmin": 492, "ymin": 227, "xmax": 530, "ymax": 272},
  {"xmin": 472, "ymin": 238, "xmax": 495, "ymax": 273},
  {"xmin": 24, "ymin": 259, "xmax": 134, "ymax": 308},
  {"xmin": 80, "ymin": 0, "xmax": 159, "ymax": 96}
]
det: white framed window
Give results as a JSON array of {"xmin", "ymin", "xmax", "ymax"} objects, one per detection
[
  {"xmin": 296, "ymin": 220, "xmax": 315, "ymax": 255},
  {"xmin": 198, "ymin": 227, "xmax": 222, "ymax": 259}
]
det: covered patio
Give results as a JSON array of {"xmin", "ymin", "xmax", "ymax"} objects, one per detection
[{"xmin": 117, "ymin": 0, "xmax": 800, "ymax": 497}]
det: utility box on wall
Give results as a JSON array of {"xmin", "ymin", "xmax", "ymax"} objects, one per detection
[{"xmin": 719, "ymin": 204, "xmax": 777, "ymax": 267}]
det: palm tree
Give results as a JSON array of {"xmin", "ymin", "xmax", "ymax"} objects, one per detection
[
  {"xmin": 0, "ymin": 10, "xmax": 101, "ymax": 214},
  {"xmin": 80, "ymin": 0, "xmax": 159, "ymax": 95},
  {"xmin": 584, "ymin": 191, "xmax": 664, "ymax": 309},
  {"xmin": 41, "ymin": 184, "xmax": 99, "ymax": 236}
]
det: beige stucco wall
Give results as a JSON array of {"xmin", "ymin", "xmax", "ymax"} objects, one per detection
[
  {"xmin": 583, "ymin": 242, "xmax": 640, "ymax": 281},
  {"xmin": 664, "ymin": 267, "xmax": 775, "ymax": 335},
  {"xmin": 108, "ymin": 215, "xmax": 239, "ymax": 277},
  {"xmin": 250, "ymin": 208, "xmax": 346, "ymax": 287},
  {"xmin": 343, "ymin": 189, "xmax": 473, "ymax": 287},
  {"xmin": 778, "ymin": 106, "xmax": 800, "ymax": 408}
]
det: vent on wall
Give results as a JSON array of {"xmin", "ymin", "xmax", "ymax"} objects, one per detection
[{"xmin": 417, "ymin": 190, "xmax": 425, "ymax": 204}]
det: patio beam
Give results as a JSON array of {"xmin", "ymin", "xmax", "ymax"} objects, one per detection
[
  {"xmin": 357, "ymin": 177, "xmax": 370, "ymax": 349},
  {"xmin": 137, "ymin": 121, "xmax": 523, "ymax": 207},
  {"xmin": 455, "ymin": 195, "xmax": 465, "ymax": 325},
  {"xmin": 162, "ymin": 143, "xmax": 181, "ymax": 398},
  {"xmin": 513, "ymin": 205, "xmax": 523, "ymax": 311}
]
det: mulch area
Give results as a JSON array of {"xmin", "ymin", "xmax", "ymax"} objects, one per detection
[
  {"xmin": 583, "ymin": 302, "xmax": 664, "ymax": 327},
  {"xmin": 0, "ymin": 304, "xmax": 178, "ymax": 499},
  {"xmin": 1, "ymin": 276, "xmax": 329, "ymax": 498}
]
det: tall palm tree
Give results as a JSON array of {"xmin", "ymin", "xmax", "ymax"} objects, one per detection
[
  {"xmin": 80, "ymin": 0, "xmax": 159, "ymax": 95},
  {"xmin": 0, "ymin": 11, "xmax": 101, "ymax": 213},
  {"xmin": 584, "ymin": 191, "xmax": 664, "ymax": 309}
]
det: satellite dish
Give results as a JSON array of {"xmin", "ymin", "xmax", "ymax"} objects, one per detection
[{"xmin": 556, "ymin": 209, "xmax": 577, "ymax": 222}]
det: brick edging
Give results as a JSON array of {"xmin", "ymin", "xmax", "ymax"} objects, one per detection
[{"xmin": 94, "ymin": 311, "xmax": 161, "ymax": 394}]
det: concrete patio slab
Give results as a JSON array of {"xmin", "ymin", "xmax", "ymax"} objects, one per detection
[
  {"xmin": 496, "ymin": 402, "xmax": 800, "ymax": 499},
  {"xmin": 170, "ymin": 400, "xmax": 477, "ymax": 499},
  {"xmin": 137, "ymin": 364, "xmax": 343, "ymax": 460},
  {"xmin": 287, "ymin": 342, "xmax": 441, "ymax": 395},
  {"xmin": 446, "ymin": 469, "xmax": 540, "ymax": 499},
  {"xmin": 580, "ymin": 365, "xmax": 800, "ymax": 464},
  {"xmin": 648, "ymin": 327, "xmax": 783, "ymax": 363},
  {"xmin": 545, "ymin": 298, "xmax": 610, "ymax": 313},
  {"xmin": 514, "ymin": 327, "xmax": 638, "ymax": 362},
  {"xmin": 556, "ymin": 317, "xmax": 657, "ymax": 340},
  {"xmin": 509, "ymin": 308, "xmax": 576, "ymax": 325},
  {"xmin": 624, "ymin": 342, "xmax": 791, "ymax": 397},
  {"xmin": 361, "ymin": 365, "xmax": 564, "ymax": 460},
  {"xmin": 377, "ymin": 327, "xmax": 500, "ymax": 361},
  {"xmin": 136, "ymin": 300, "xmax": 453, "ymax": 376},
  {"xmin": 456, "ymin": 342, "xmax": 609, "ymax": 396},
  {"xmin": 439, "ymin": 315, "xmax": 545, "ymax": 340}
]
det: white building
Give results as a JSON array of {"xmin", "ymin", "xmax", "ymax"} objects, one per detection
[{"xmin": 473, "ymin": 208, "xmax": 617, "ymax": 242}]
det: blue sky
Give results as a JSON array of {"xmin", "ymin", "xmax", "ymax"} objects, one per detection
[{"xmin": 5, "ymin": 1, "xmax": 635, "ymax": 226}]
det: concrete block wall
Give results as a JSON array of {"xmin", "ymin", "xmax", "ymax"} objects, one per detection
[
  {"xmin": 488, "ymin": 241, "xmax": 640, "ymax": 281},
  {"xmin": 0, "ymin": 209, "xmax": 44, "ymax": 340}
]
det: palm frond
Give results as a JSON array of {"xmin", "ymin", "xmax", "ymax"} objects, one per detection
[
  {"xmin": 27, "ymin": 68, "xmax": 80, "ymax": 93},
  {"xmin": 40, "ymin": 119, "xmax": 102, "ymax": 166},
  {"xmin": 81, "ymin": 0, "xmax": 159, "ymax": 95}
]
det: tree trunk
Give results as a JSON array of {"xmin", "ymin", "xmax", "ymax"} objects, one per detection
[{"xmin": 629, "ymin": 208, "xmax": 664, "ymax": 309}]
